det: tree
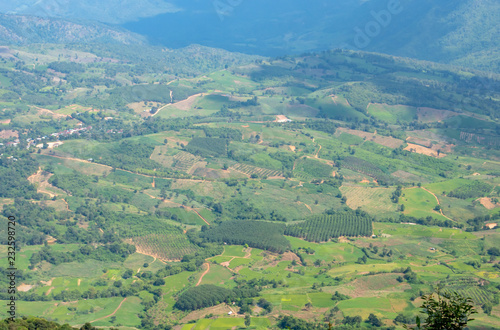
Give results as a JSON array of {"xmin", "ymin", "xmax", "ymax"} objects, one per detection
[
  {"xmin": 367, "ymin": 313, "xmax": 382, "ymax": 327},
  {"xmin": 404, "ymin": 288, "xmax": 476, "ymax": 330},
  {"xmin": 244, "ymin": 314, "xmax": 251, "ymax": 327},
  {"xmin": 487, "ymin": 247, "xmax": 500, "ymax": 256}
]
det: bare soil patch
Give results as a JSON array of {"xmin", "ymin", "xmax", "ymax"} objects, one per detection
[
  {"xmin": 281, "ymin": 251, "xmax": 301, "ymax": 263},
  {"xmin": 27, "ymin": 167, "xmax": 66, "ymax": 197},
  {"xmin": 36, "ymin": 107, "xmax": 70, "ymax": 119},
  {"xmin": 275, "ymin": 115, "xmax": 291, "ymax": 122},
  {"xmin": 0, "ymin": 129, "xmax": 18, "ymax": 139},
  {"xmin": 17, "ymin": 284, "xmax": 33, "ymax": 292},
  {"xmin": 479, "ymin": 197, "xmax": 500, "ymax": 210},
  {"xmin": 391, "ymin": 170, "xmax": 421, "ymax": 183},
  {"xmin": 0, "ymin": 119, "xmax": 11, "ymax": 124},
  {"xmin": 171, "ymin": 93, "xmax": 204, "ymax": 111},
  {"xmin": 405, "ymin": 143, "xmax": 447, "ymax": 158},
  {"xmin": 417, "ymin": 107, "xmax": 459, "ymax": 122},
  {"xmin": 180, "ymin": 304, "xmax": 236, "ymax": 323},
  {"xmin": 337, "ymin": 127, "xmax": 403, "ymax": 149}
]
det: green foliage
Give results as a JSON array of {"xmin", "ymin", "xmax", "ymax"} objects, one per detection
[
  {"xmin": 277, "ymin": 315, "xmax": 330, "ymax": 330},
  {"xmin": 404, "ymin": 288, "xmax": 477, "ymax": 330},
  {"xmin": 185, "ymin": 137, "xmax": 229, "ymax": 157},
  {"xmin": 447, "ymin": 180, "xmax": 492, "ymax": 199},
  {"xmin": 285, "ymin": 211, "xmax": 373, "ymax": 242},
  {"xmin": 331, "ymin": 291, "xmax": 350, "ymax": 302},
  {"xmin": 174, "ymin": 284, "xmax": 259, "ymax": 311},
  {"xmin": 47, "ymin": 62, "xmax": 85, "ymax": 74},
  {"xmin": 29, "ymin": 242, "xmax": 136, "ymax": 267},
  {"xmin": 0, "ymin": 152, "xmax": 40, "ymax": 199},
  {"xmin": 294, "ymin": 158, "xmax": 333, "ymax": 178},
  {"xmin": 340, "ymin": 156, "xmax": 398, "ymax": 186},
  {"xmin": 201, "ymin": 220, "xmax": 291, "ymax": 253},
  {"xmin": 202, "ymin": 127, "xmax": 242, "ymax": 141},
  {"xmin": 0, "ymin": 316, "xmax": 77, "ymax": 329}
]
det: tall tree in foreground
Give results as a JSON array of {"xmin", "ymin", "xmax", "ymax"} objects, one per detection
[{"xmin": 405, "ymin": 288, "xmax": 476, "ymax": 330}]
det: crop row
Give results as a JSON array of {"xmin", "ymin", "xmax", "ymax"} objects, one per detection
[
  {"xmin": 131, "ymin": 233, "xmax": 201, "ymax": 260},
  {"xmin": 232, "ymin": 163, "xmax": 282, "ymax": 177},
  {"xmin": 173, "ymin": 151, "xmax": 199, "ymax": 172}
]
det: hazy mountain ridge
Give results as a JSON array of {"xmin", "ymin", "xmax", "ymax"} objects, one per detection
[
  {"xmin": 0, "ymin": 0, "xmax": 180, "ymax": 24},
  {"xmin": 0, "ymin": 14, "xmax": 147, "ymax": 45}
]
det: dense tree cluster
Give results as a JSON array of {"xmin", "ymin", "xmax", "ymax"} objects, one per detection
[
  {"xmin": 48, "ymin": 61, "xmax": 85, "ymax": 74},
  {"xmin": 174, "ymin": 282, "xmax": 261, "ymax": 311},
  {"xmin": 201, "ymin": 220, "xmax": 291, "ymax": 253},
  {"xmin": 202, "ymin": 127, "xmax": 242, "ymax": 141},
  {"xmin": 185, "ymin": 137, "xmax": 229, "ymax": 157},
  {"xmin": 0, "ymin": 152, "xmax": 40, "ymax": 199},
  {"xmin": 447, "ymin": 180, "xmax": 492, "ymax": 199},
  {"xmin": 29, "ymin": 242, "xmax": 136, "ymax": 267},
  {"xmin": 285, "ymin": 212, "xmax": 373, "ymax": 242},
  {"xmin": 174, "ymin": 285, "xmax": 235, "ymax": 311}
]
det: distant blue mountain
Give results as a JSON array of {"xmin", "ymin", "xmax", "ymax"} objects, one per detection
[
  {"xmin": 123, "ymin": 0, "xmax": 499, "ymax": 71},
  {"xmin": 0, "ymin": 0, "xmax": 497, "ymax": 71}
]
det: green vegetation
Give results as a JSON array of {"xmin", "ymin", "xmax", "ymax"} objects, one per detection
[
  {"xmin": 185, "ymin": 137, "xmax": 228, "ymax": 157},
  {"xmin": 0, "ymin": 41, "xmax": 498, "ymax": 329},
  {"xmin": 447, "ymin": 180, "xmax": 492, "ymax": 199},
  {"xmin": 285, "ymin": 211, "xmax": 373, "ymax": 242},
  {"xmin": 201, "ymin": 220, "xmax": 290, "ymax": 253}
]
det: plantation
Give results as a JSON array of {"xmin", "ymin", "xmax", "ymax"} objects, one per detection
[
  {"xmin": 185, "ymin": 137, "xmax": 229, "ymax": 157},
  {"xmin": 441, "ymin": 277, "xmax": 496, "ymax": 305},
  {"xmin": 447, "ymin": 180, "xmax": 493, "ymax": 199},
  {"xmin": 294, "ymin": 157, "xmax": 334, "ymax": 178},
  {"xmin": 231, "ymin": 163, "xmax": 282, "ymax": 178},
  {"xmin": 340, "ymin": 156, "xmax": 398, "ymax": 186},
  {"xmin": 130, "ymin": 232, "xmax": 202, "ymax": 260},
  {"xmin": 172, "ymin": 151, "xmax": 201, "ymax": 173},
  {"xmin": 285, "ymin": 212, "xmax": 373, "ymax": 242},
  {"xmin": 200, "ymin": 220, "xmax": 291, "ymax": 253}
]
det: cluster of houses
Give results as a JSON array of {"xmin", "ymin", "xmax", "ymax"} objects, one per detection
[{"xmin": 0, "ymin": 124, "xmax": 92, "ymax": 149}]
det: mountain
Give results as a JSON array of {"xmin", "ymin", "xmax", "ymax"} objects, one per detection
[
  {"xmin": 0, "ymin": 14, "xmax": 146, "ymax": 45},
  {"xmin": 0, "ymin": 0, "xmax": 180, "ymax": 24},
  {"xmin": 121, "ymin": 0, "xmax": 499, "ymax": 72},
  {"xmin": 0, "ymin": 1, "xmax": 497, "ymax": 72}
]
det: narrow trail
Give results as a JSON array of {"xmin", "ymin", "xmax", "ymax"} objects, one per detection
[
  {"xmin": 298, "ymin": 201, "xmax": 313, "ymax": 213},
  {"xmin": 196, "ymin": 263, "xmax": 210, "ymax": 286},
  {"xmin": 143, "ymin": 192, "xmax": 210, "ymax": 226},
  {"xmin": 314, "ymin": 144, "xmax": 322, "ymax": 158},
  {"xmin": 191, "ymin": 208, "xmax": 210, "ymax": 226},
  {"xmin": 61, "ymin": 198, "xmax": 70, "ymax": 211},
  {"xmin": 420, "ymin": 187, "xmax": 455, "ymax": 221},
  {"xmin": 219, "ymin": 248, "xmax": 252, "ymax": 273},
  {"xmin": 90, "ymin": 297, "xmax": 127, "ymax": 323},
  {"xmin": 410, "ymin": 187, "xmax": 456, "ymax": 222}
]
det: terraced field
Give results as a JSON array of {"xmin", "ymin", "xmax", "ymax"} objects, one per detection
[
  {"xmin": 173, "ymin": 151, "xmax": 201, "ymax": 173},
  {"xmin": 231, "ymin": 163, "xmax": 282, "ymax": 178}
]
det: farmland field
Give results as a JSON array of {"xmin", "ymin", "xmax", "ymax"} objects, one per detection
[
  {"xmin": 1, "ymin": 40, "xmax": 499, "ymax": 330},
  {"xmin": 129, "ymin": 232, "xmax": 202, "ymax": 261}
]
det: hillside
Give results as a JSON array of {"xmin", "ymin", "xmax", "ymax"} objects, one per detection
[
  {"xmin": 0, "ymin": 14, "xmax": 146, "ymax": 45},
  {"xmin": 121, "ymin": 0, "xmax": 500, "ymax": 72},
  {"xmin": 0, "ymin": 45, "xmax": 498, "ymax": 329}
]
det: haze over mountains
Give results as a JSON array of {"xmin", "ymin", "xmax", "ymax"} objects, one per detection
[{"xmin": 0, "ymin": 0, "xmax": 498, "ymax": 72}]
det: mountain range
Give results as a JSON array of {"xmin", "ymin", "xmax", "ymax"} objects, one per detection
[{"xmin": 0, "ymin": 0, "xmax": 498, "ymax": 72}]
